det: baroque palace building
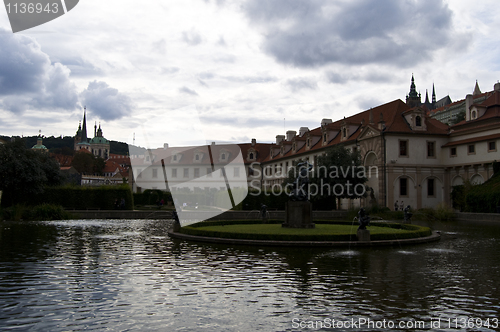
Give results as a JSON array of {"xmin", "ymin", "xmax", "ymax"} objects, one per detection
[{"xmin": 129, "ymin": 76, "xmax": 500, "ymax": 210}]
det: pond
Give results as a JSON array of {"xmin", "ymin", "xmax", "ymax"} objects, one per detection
[{"xmin": 1, "ymin": 218, "xmax": 499, "ymax": 331}]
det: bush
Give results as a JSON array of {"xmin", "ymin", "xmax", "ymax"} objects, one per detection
[
  {"xmin": 34, "ymin": 185, "xmax": 134, "ymax": 210},
  {"xmin": 0, "ymin": 204, "xmax": 74, "ymax": 221}
]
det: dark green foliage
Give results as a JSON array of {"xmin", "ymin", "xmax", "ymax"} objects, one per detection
[
  {"xmin": 449, "ymin": 110, "xmax": 466, "ymax": 125},
  {"xmin": 0, "ymin": 204, "xmax": 74, "ymax": 221},
  {"xmin": 133, "ymin": 190, "xmax": 172, "ymax": 205},
  {"xmin": 71, "ymin": 152, "xmax": 105, "ymax": 174},
  {"xmin": 464, "ymin": 174, "xmax": 500, "ymax": 213},
  {"xmin": 33, "ymin": 185, "xmax": 134, "ymax": 210},
  {"xmin": 110, "ymin": 140, "xmax": 135, "ymax": 156},
  {"xmin": 239, "ymin": 189, "xmax": 289, "ymax": 211},
  {"xmin": 0, "ymin": 139, "xmax": 62, "ymax": 206},
  {"xmin": 493, "ymin": 161, "xmax": 500, "ymax": 175}
]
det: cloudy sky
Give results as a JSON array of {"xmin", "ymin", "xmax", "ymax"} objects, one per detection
[{"xmin": 0, "ymin": 0, "xmax": 499, "ymax": 148}]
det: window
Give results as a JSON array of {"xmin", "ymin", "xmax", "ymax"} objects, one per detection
[
  {"xmin": 195, "ymin": 154, "xmax": 199, "ymax": 161},
  {"xmin": 183, "ymin": 168, "xmax": 189, "ymax": 178},
  {"xmin": 194, "ymin": 168, "xmax": 200, "ymax": 177},
  {"xmin": 249, "ymin": 152, "xmax": 254, "ymax": 159},
  {"xmin": 171, "ymin": 168, "xmax": 177, "ymax": 178},
  {"xmin": 307, "ymin": 139, "xmax": 310, "ymax": 147},
  {"xmin": 323, "ymin": 133, "xmax": 327, "ymax": 143},
  {"xmin": 173, "ymin": 155, "xmax": 177, "ymax": 161},
  {"xmin": 427, "ymin": 178, "xmax": 435, "ymax": 196},
  {"xmin": 221, "ymin": 153, "xmax": 226, "ymax": 160},
  {"xmin": 399, "ymin": 140, "xmax": 408, "ymax": 157},
  {"xmin": 400, "ymin": 178, "xmax": 408, "ymax": 196},
  {"xmin": 343, "ymin": 128, "xmax": 347, "ymax": 137},
  {"xmin": 152, "ymin": 168, "xmax": 158, "ymax": 178},
  {"xmin": 450, "ymin": 147, "xmax": 457, "ymax": 157},
  {"xmin": 488, "ymin": 141, "xmax": 497, "ymax": 152},
  {"xmin": 206, "ymin": 168, "xmax": 212, "ymax": 177},
  {"xmin": 468, "ymin": 144, "xmax": 475, "ymax": 154},
  {"xmin": 416, "ymin": 116, "xmax": 422, "ymax": 127},
  {"xmin": 427, "ymin": 141, "xmax": 435, "ymax": 158},
  {"xmin": 234, "ymin": 167, "xmax": 240, "ymax": 177}
]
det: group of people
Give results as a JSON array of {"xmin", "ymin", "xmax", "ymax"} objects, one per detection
[{"xmin": 114, "ymin": 198, "xmax": 126, "ymax": 210}]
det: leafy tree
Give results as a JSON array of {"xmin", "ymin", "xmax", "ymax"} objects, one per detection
[
  {"xmin": 0, "ymin": 139, "xmax": 62, "ymax": 206},
  {"xmin": 449, "ymin": 110, "xmax": 466, "ymax": 125},
  {"xmin": 71, "ymin": 151, "xmax": 105, "ymax": 174}
]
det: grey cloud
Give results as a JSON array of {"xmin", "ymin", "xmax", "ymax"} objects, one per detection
[
  {"xmin": 357, "ymin": 97, "xmax": 384, "ymax": 111},
  {"xmin": 217, "ymin": 36, "xmax": 227, "ymax": 47},
  {"xmin": 0, "ymin": 28, "xmax": 79, "ymax": 112},
  {"xmin": 182, "ymin": 30, "xmax": 203, "ymax": 46},
  {"xmin": 285, "ymin": 77, "xmax": 318, "ymax": 92},
  {"xmin": 80, "ymin": 80, "xmax": 134, "ymax": 120},
  {"xmin": 152, "ymin": 39, "xmax": 167, "ymax": 54},
  {"xmin": 243, "ymin": 0, "xmax": 459, "ymax": 68},
  {"xmin": 220, "ymin": 75, "xmax": 277, "ymax": 84},
  {"xmin": 198, "ymin": 72, "xmax": 215, "ymax": 80},
  {"xmin": 326, "ymin": 70, "xmax": 394, "ymax": 84},
  {"xmin": 179, "ymin": 86, "xmax": 199, "ymax": 96},
  {"xmin": 57, "ymin": 57, "xmax": 103, "ymax": 77},
  {"xmin": 160, "ymin": 67, "xmax": 180, "ymax": 75},
  {"xmin": 198, "ymin": 79, "xmax": 209, "ymax": 88}
]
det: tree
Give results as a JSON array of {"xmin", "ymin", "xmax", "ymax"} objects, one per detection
[
  {"xmin": 0, "ymin": 139, "xmax": 62, "ymax": 206},
  {"xmin": 449, "ymin": 110, "xmax": 465, "ymax": 125},
  {"xmin": 283, "ymin": 145, "xmax": 367, "ymax": 209},
  {"xmin": 71, "ymin": 151, "xmax": 105, "ymax": 174}
]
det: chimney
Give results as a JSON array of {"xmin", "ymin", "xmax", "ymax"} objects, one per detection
[
  {"xmin": 163, "ymin": 143, "xmax": 169, "ymax": 149},
  {"xmin": 211, "ymin": 142, "xmax": 216, "ymax": 145},
  {"xmin": 286, "ymin": 130, "xmax": 296, "ymax": 141},
  {"xmin": 494, "ymin": 82, "xmax": 500, "ymax": 92},
  {"xmin": 299, "ymin": 127, "xmax": 309, "ymax": 137},
  {"xmin": 321, "ymin": 118, "xmax": 332, "ymax": 126},
  {"xmin": 378, "ymin": 113, "xmax": 385, "ymax": 130},
  {"xmin": 465, "ymin": 94, "xmax": 473, "ymax": 121},
  {"xmin": 251, "ymin": 138, "xmax": 256, "ymax": 146},
  {"xmin": 276, "ymin": 135, "xmax": 285, "ymax": 144}
]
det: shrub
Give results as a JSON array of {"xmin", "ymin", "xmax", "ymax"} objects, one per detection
[{"xmin": 0, "ymin": 204, "xmax": 74, "ymax": 221}]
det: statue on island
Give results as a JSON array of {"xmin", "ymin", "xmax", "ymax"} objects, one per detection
[
  {"xmin": 404, "ymin": 205, "xmax": 413, "ymax": 223},
  {"xmin": 290, "ymin": 162, "xmax": 313, "ymax": 201},
  {"xmin": 357, "ymin": 208, "xmax": 371, "ymax": 230}
]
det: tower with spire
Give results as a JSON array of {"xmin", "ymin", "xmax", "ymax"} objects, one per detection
[
  {"xmin": 74, "ymin": 107, "xmax": 110, "ymax": 158},
  {"xmin": 406, "ymin": 74, "xmax": 421, "ymax": 108}
]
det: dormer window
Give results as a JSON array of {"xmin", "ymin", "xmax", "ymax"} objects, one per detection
[
  {"xmin": 173, "ymin": 155, "xmax": 177, "ymax": 161},
  {"xmin": 306, "ymin": 138, "xmax": 310, "ymax": 147},
  {"xmin": 323, "ymin": 133, "xmax": 327, "ymax": 143},
  {"xmin": 416, "ymin": 116, "xmax": 422, "ymax": 127},
  {"xmin": 221, "ymin": 153, "xmax": 226, "ymax": 160},
  {"xmin": 249, "ymin": 152, "xmax": 254, "ymax": 159},
  {"xmin": 471, "ymin": 110, "xmax": 477, "ymax": 120},
  {"xmin": 343, "ymin": 128, "xmax": 347, "ymax": 138},
  {"xmin": 292, "ymin": 143, "xmax": 296, "ymax": 151},
  {"xmin": 195, "ymin": 154, "xmax": 199, "ymax": 161}
]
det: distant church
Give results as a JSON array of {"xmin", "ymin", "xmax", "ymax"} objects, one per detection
[
  {"xmin": 405, "ymin": 74, "xmax": 452, "ymax": 110},
  {"xmin": 74, "ymin": 107, "xmax": 110, "ymax": 159}
]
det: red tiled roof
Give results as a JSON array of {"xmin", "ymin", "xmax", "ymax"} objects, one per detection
[{"xmin": 442, "ymin": 132, "xmax": 500, "ymax": 147}]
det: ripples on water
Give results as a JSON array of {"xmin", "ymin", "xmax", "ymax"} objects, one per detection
[{"xmin": 1, "ymin": 219, "xmax": 500, "ymax": 331}]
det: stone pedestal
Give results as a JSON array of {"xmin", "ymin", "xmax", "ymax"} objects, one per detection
[
  {"xmin": 357, "ymin": 229, "xmax": 371, "ymax": 242},
  {"xmin": 282, "ymin": 201, "xmax": 315, "ymax": 228}
]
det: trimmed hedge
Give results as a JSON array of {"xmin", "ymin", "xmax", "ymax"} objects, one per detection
[
  {"xmin": 179, "ymin": 219, "xmax": 432, "ymax": 242},
  {"xmin": 1, "ymin": 204, "xmax": 74, "ymax": 221},
  {"xmin": 34, "ymin": 185, "xmax": 134, "ymax": 210},
  {"xmin": 465, "ymin": 173, "xmax": 500, "ymax": 213}
]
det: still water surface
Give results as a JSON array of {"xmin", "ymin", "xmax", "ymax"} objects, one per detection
[{"xmin": 1, "ymin": 218, "xmax": 500, "ymax": 331}]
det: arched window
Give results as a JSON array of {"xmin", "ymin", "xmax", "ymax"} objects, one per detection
[
  {"xmin": 343, "ymin": 128, "xmax": 347, "ymax": 137},
  {"xmin": 249, "ymin": 152, "xmax": 254, "ymax": 159},
  {"xmin": 195, "ymin": 154, "xmax": 199, "ymax": 161},
  {"xmin": 221, "ymin": 153, "xmax": 226, "ymax": 160},
  {"xmin": 416, "ymin": 116, "xmax": 422, "ymax": 126}
]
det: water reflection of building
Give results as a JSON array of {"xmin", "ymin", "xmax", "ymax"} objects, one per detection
[{"xmin": 130, "ymin": 77, "xmax": 500, "ymax": 210}]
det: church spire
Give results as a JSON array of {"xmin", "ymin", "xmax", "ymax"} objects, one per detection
[
  {"xmin": 406, "ymin": 74, "xmax": 421, "ymax": 107},
  {"xmin": 432, "ymin": 83, "xmax": 436, "ymax": 103},
  {"xmin": 81, "ymin": 107, "xmax": 88, "ymax": 143},
  {"xmin": 473, "ymin": 80, "xmax": 481, "ymax": 95},
  {"xmin": 425, "ymin": 89, "xmax": 430, "ymax": 104}
]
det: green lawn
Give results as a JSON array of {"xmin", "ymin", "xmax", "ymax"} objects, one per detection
[{"xmin": 194, "ymin": 224, "xmax": 409, "ymax": 236}]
